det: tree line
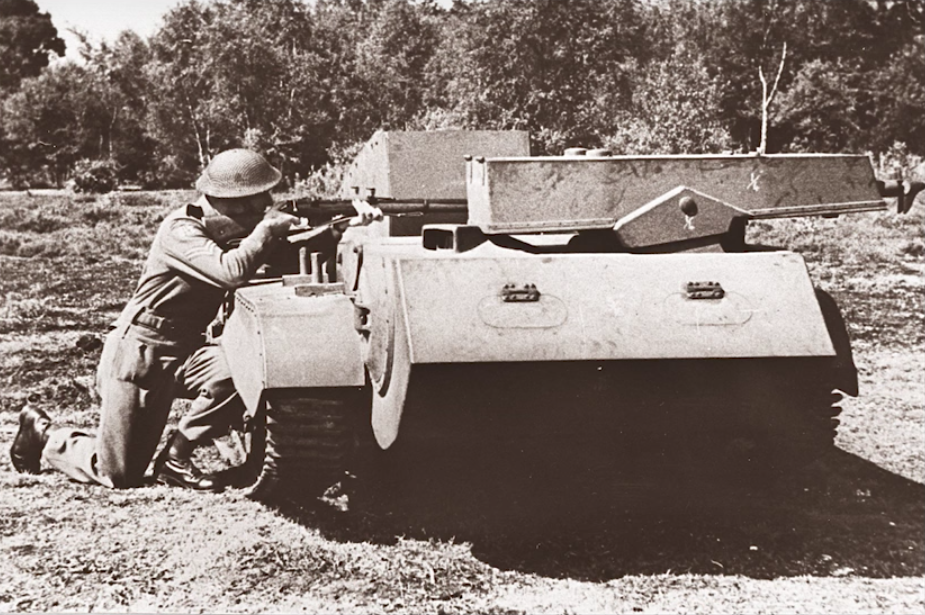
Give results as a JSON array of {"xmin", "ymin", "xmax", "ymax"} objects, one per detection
[{"xmin": 0, "ymin": 0, "xmax": 922, "ymax": 190}]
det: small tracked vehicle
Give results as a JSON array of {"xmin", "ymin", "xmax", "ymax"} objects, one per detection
[{"xmin": 215, "ymin": 130, "xmax": 921, "ymax": 501}]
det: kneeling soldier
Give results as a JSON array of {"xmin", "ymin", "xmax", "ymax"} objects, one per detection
[{"xmin": 11, "ymin": 149, "xmax": 299, "ymax": 490}]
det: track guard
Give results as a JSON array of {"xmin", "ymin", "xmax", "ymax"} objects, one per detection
[{"xmin": 222, "ymin": 284, "xmax": 365, "ymax": 415}]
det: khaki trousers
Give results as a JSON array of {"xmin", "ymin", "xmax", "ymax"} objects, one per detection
[{"xmin": 43, "ymin": 323, "xmax": 244, "ymax": 488}]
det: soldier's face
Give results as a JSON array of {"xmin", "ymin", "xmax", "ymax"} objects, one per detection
[{"xmin": 209, "ymin": 192, "xmax": 273, "ymax": 230}]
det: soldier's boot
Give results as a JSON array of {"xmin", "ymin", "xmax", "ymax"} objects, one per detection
[
  {"xmin": 10, "ymin": 405, "xmax": 52, "ymax": 474},
  {"xmin": 154, "ymin": 431, "xmax": 222, "ymax": 491}
]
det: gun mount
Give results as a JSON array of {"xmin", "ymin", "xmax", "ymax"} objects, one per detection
[{"xmin": 217, "ymin": 130, "xmax": 914, "ymax": 502}]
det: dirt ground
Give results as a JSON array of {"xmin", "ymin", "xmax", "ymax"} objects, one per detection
[{"xmin": 0, "ymin": 191, "xmax": 922, "ymax": 613}]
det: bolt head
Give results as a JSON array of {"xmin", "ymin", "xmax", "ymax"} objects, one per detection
[{"xmin": 679, "ymin": 196, "xmax": 698, "ymax": 217}]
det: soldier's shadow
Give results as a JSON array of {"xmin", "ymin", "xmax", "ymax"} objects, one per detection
[{"xmin": 275, "ymin": 444, "xmax": 925, "ymax": 581}]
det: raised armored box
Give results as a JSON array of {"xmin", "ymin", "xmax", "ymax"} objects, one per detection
[
  {"xmin": 340, "ymin": 129, "xmax": 530, "ymax": 237},
  {"xmin": 341, "ymin": 129, "xmax": 530, "ymax": 200}
]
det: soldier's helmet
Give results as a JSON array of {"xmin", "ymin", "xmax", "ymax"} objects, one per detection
[{"xmin": 196, "ymin": 149, "xmax": 282, "ymax": 198}]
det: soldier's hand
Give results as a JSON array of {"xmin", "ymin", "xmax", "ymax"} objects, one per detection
[
  {"xmin": 350, "ymin": 199, "xmax": 384, "ymax": 227},
  {"xmin": 258, "ymin": 209, "xmax": 300, "ymax": 238}
]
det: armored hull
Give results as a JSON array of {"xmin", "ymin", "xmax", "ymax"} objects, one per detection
[{"xmin": 215, "ymin": 130, "xmax": 908, "ymax": 502}]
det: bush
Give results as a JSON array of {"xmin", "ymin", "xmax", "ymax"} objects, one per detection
[
  {"xmin": 604, "ymin": 54, "xmax": 734, "ymax": 155},
  {"xmin": 148, "ymin": 155, "xmax": 196, "ymax": 191},
  {"xmin": 292, "ymin": 141, "xmax": 367, "ymax": 200},
  {"xmin": 874, "ymin": 142, "xmax": 924, "ymax": 181},
  {"xmin": 295, "ymin": 162, "xmax": 347, "ymax": 200},
  {"xmin": 72, "ymin": 159, "xmax": 118, "ymax": 194}
]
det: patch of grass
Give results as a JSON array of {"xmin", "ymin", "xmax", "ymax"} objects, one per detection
[
  {"xmin": 0, "ymin": 193, "xmax": 154, "ymax": 414},
  {"xmin": 899, "ymin": 239, "xmax": 924, "ymax": 259},
  {"xmin": 0, "ymin": 207, "xmax": 72, "ymax": 234},
  {"xmin": 0, "ymin": 293, "xmax": 49, "ymax": 328},
  {"xmin": 0, "ymin": 332, "xmax": 101, "ymax": 415},
  {"xmin": 79, "ymin": 203, "xmax": 124, "ymax": 225},
  {"xmin": 749, "ymin": 208, "xmax": 924, "ymax": 274},
  {"xmin": 749, "ymin": 206, "xmax": 925, "ymax": 352},
  {"xmin": 0, "ymin": 191, "xmax": 181, "ymax": 258}
]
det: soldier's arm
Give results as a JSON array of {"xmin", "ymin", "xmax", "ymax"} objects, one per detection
[{"xmin": 160, "ymin": 217, "xmax": 287, "ymax": 289}]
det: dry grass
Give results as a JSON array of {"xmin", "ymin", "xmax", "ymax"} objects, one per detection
[{"xmin": 0, "ymin": 191, "xmax": 922, "ymax": 613}]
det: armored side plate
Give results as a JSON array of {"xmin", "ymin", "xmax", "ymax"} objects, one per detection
[{"xmin": 467, "ymin": 154, "xmax": 885, "ymax": 233}]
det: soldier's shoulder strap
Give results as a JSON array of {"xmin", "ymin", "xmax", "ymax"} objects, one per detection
[{"xmin": 186, "ymin": 203, "xmax": 205, "ymax": 220}]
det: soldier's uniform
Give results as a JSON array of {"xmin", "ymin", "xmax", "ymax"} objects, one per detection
[
  {"xmin": 8, "ymin": 148, "xmax": 299, "ymax": 489},
  {"xmin": 42, "ymin": 203, "xmax": 281, "ymax": 488},
  {"xmin": 10, "ymin": 148, "xmax": 376, "ymax": 489}
]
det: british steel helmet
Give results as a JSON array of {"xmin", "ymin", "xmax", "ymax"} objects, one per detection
[{"xmin": 196, "ymin": 149, "xmax": 282, "ymax": 198}]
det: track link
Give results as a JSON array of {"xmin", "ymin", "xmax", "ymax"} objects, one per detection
[{"xmin": 243, "ymin": 391, "xmax": 358, "ymax": 502}]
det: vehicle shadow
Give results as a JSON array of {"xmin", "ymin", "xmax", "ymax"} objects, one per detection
[{"xmin": 275, "ymin": 444, "xmax": 924, "ymax": 581}]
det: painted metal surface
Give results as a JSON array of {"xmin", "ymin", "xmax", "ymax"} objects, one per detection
[
  {"xmin": 368, "ymin": 268, "xmax": 412, "ymax": 450},
  {"xmin": 613, "ymin": 186, "xmax": 746, "ymax": 248},
  {"xmin": 340, "ymin": 130, "xmax": 530, "ymax": 200},
  {"xmin": 356, "ymin": 246, "xmax": 835, "ymax": 365},
  {"xmin": 357, "ymin": 243, "xmax": 838, "ymax": 448},
  {"xmin": 221, "ymin": 283, "xmax": 364, "ymax": 413},
  {"xmin": 349, "ymin": 239, "xmax": 420, "ymax": 449},
  {"xmin": 466, "ymin": 154, "xmax": 885, "ymax": 233}
]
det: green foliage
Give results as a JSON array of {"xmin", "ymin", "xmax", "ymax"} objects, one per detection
[
  {"xmin": 606, "ymin": 53, "xmax": 734, "ymax": 155},
  {"xmin": 352, "ymin": 0, "xmax": 441, "ymax": 130},
  {"xmin": 1, "ymin": 63, "xmax": 94, "ymax": 186},
  {"xmin": 775, "ymin": 59, "xmax": 869, "ymax": 153},
  {"xmin": 0, "ymin": 0, "xmax": 65, "ymax": 93},
  {"xmin": 145, "ymin": 0, "xmax": 337, "ymax": 177},
  {"xmin": 295, "ymin": 163, "xmax": 348, "ymax": 200},
  {"xmin": 868, "ymin": 37, "xmax": 925, "ymax": 156},
  {"xmin": 427, "ymin": 0, "xmax": 643, "ymax": 153},
  {"xmin": 71, "ymin": 159, "xmax": 118, "ymax": 194},
  {"xmin": 293, "ymin": 138, "xmax": 366, "ymax": 199},
  {"xmin": 654, "ymin": 0, "xmax": 902, "ymax": 151},
  {"xmin": 81, "ymin": 32, "xmax": 158, "ymax": 184},
  {"xmin": 0, "ymin": 0, "xmax": 923, "ymax": 187},
  {"xmin": 150, "ymin": 155, "xmax": 197, "ymax": 191}
]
